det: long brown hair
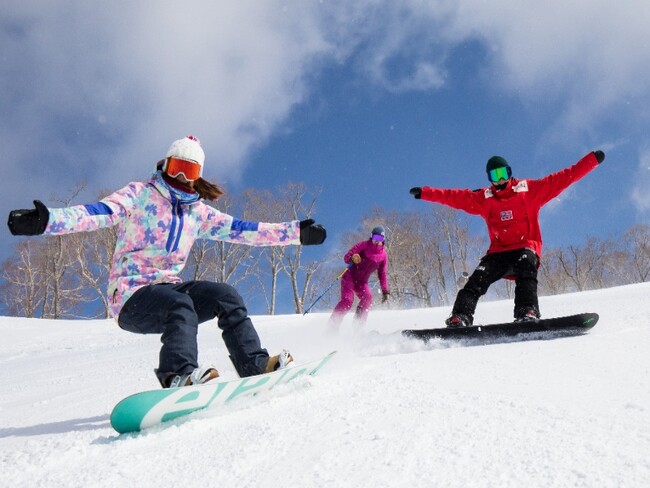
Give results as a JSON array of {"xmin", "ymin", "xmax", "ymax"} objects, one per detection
[
  {"xmin": 155, "ymin": 159, "xmax": 225, "ymax": 201},
  {"xmin": 193, "ymin": 177, "xmax": 225, "ymax": 201}
]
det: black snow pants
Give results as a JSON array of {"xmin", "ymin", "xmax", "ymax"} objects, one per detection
[{"xmin": 451, "ymin": 248, "xmax": 540, "ymax": 322}]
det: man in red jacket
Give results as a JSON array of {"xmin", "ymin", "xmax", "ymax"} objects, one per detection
[{"xmin": 409, "ymin": 150, "xmax": 604, "ymax": 327}]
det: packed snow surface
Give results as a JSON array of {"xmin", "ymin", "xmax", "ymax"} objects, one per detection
[{"xmin": 1, "ymin": 283, "xmax": 649, "ymax": 487}]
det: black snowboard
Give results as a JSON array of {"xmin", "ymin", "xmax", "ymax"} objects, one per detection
[{"xmin": 402, "ymin": 312, "xmax": 599, "ymax": 343}]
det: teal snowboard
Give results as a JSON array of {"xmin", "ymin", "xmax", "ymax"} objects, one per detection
[{"xmin": 111, "ymin": 350, "xmax": 337, "ymax": 434}]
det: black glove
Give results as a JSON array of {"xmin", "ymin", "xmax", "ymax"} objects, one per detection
[
  {"xmin": 381, "ymin": 291, "xmax": 390, "ymax": 303},
  {"xmin": 594, "ymin": 150, "xmax": 605, "ymax": 164},
  {"xmin": 299, "ymin": 219, "xmax": 326, "ymax": 245},
  {"xmin": 409, "ymin": 187, "xmax": 422, "ymax": 199},
  {"xmin": 8, "ymin": 200, "xmax": 49, "ymax": 236}
]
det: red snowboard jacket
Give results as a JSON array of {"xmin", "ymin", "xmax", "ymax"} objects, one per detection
[{"xmin": 419, "ymin": 152, "xmax": 599, "ymax": 258}]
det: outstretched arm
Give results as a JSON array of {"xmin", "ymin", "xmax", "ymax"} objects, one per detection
[
  {"xmin": 532, "ymin": 150, "xmax": 603, "ymax": 205},
  {"xmin": 410, "ymin": 186, "xmax": 485, "ymax": 216},
  {"xmin": 198, "ymin": 210, "xmax": 326, "ymax": 247},
  {"xmin": 7, "ymin": 183, "xmax": 141, "ymax": 237}
]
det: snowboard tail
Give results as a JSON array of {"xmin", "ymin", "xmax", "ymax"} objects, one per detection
[
  {"xmin": 111, "ymin": 350, "xmax": 337, "ymax": 434},
  {"xmin": 402, "ymin": 313, "xmax": 598, "ymax": 342}
]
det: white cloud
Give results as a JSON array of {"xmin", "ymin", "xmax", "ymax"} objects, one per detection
[
  {"xmin": 1, "ymin": 2, "xmax": 338, "ymax": 192},
  {"xmin": 446, "ymin": 0, "xmax": 650, "ymax": 132},
  {"xmin": 2, "ymin": 0, "xmax": 650, "ymax": 202}
]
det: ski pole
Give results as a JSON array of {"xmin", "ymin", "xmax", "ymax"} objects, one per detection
[{"xmin": 303, "ymin": 267, "xmax": 349, "ymax": 315}]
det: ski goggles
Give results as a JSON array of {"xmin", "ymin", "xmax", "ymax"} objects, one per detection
[
  {"xmin": 164, "ymin": 157, "xmax": 203, "ymax": 181},
  {"xmin": 488, "ymin": 166, "xmax": 512, "ymax": 183},
  {"xmin": 371, "ymin": 234, "xmax": 385, "ymax": 243}
]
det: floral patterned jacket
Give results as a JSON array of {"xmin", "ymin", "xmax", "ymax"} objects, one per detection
[{"xmin": 44, "ymin": 174, "xmax": 301, "ymax": 318}]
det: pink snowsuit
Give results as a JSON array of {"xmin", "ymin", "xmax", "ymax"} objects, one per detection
[{"xmin": 331, "ymin": 239, "xmax": 389, "ymax": 324}]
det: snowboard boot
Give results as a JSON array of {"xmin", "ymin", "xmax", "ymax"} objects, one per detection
[
  {"xmin": 263, "ymin": 350, "xmax": 294, "ymax": 374},
  {"xmin": 514, "ymin": 306, "xmax": 540, "ymax": 323},
  {"xmin": 159, "ymin": 365, "xmax": 220, "ymax": 389},
  {"xmin": 445, "ymin": 313, "xmax": 472, "ymax": 328}
]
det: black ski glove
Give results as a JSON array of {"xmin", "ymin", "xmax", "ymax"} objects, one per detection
[
  {"xmin": 299, "ymin": 219, "xmax": 327, "ymax": 245},
  {"xmin": 8, "ymin": 200, "xmax": 50, "ymax": 236},
  {"xmin": 409, "ymin": 187, "xmax": 422, "ymax": 199},
  {"xmin": 381, "ymin": 291, "xmax": 390, "ymax": 303},
  {"xmin": 594, "ymin": 150, "xmax": 605, "ymax": 164}
]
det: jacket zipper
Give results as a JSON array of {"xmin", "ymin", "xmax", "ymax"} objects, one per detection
[{"xmin": 165, "ymin": 198, "xmax": 184, "ymax": 253}]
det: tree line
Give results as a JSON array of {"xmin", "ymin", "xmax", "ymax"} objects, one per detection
[{"xmin": 1, "ymin": 182, "xmax": 648, "ymax": 319}]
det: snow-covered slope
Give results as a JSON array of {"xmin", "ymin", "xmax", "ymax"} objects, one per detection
[{"xmin": 1, "ymin": 283, "xmax": 649, "ymax": 487}]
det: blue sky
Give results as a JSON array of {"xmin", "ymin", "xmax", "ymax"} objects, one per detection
[{"xmin": 1, "ymin": 1, "xmax": 649, "ymax": 274}]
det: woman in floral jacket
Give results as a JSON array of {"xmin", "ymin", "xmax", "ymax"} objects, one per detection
[{"xmin": 8, "ymin": 136, "xmax": 326, "ymax": 388}]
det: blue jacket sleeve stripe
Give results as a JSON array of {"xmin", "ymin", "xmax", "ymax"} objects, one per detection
[
  {"xmin": 84, "ymin": 202, "xmax": 114, "ymax": 215},
  {"xmin": 230, "ymin": 219, "xmax": 259, "ymax": 233}
]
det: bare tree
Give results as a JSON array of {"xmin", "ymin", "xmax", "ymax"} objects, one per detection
[
  {"xmin": 185, "ymin": 239, "xmax": 215, "ymax": 282},
  {"xmin": 360, "ymin": 209, "xmax": 437, "ymax": 307},
  {"xmin": 538, "ymin": 247, "xmax": 572, "ymax": 295},
  {"xmin": 274, "ymin": 182, "xmax": 324, "ymax": 314},
  {"xmin": 38, "ymin": 185, "xmax": 92, "ymax": 318},
  {"xmin": 0, "ymin": 240, "xmax": 46, "ymax": 317},
  {"xmin": 393, "ymin": 214, "xmax": 438, "ymax": 307},
  {"xmin": 302, "ymin": 256, "xmax": 348, "ymax": 313},
  {"xmin": 619, "ymin": 225, "xmax": 650, "ymax": 283},
  {"xmin": 322, "ymin": 205, "xmax": 483, "ymax": 311},
  {"xmin": 556, "ymin": 237, "xmax": 611, "ymax": 291},
  {"xmin": 182, "ymin": 194, "xmax": 258, "ymax": 287},
  {"xmin": 40, "ymin": 233, "xmax": 91, "ymax": 319},
  {"xmin": 430, "ymin": 207, "xmax": 486, "ymax": 302},
  {"xmin": 241, "ymin": 188, "xmax": 287, "ymax": 314},
  {"xmin": 69, "ymin": 227, "xmax": 117, "ymax": 318}
]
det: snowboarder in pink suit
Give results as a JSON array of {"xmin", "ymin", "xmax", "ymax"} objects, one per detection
[{"xmin": 330, "ymin": 226, "xmax": 390, "ymax": 327}]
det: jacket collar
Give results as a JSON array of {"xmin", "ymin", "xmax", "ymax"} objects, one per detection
[
  {"xmin": 485, "ymin": 178, "xmax": 518, "ymax": 199},
  {"xmin": 149, "ymin": 172, "xmax": 201, "ymax": 205}
]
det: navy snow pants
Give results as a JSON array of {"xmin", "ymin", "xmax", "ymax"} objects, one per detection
[{"xmin": 118, "ymin": 281, "xmax": 269, "ymax": 380}]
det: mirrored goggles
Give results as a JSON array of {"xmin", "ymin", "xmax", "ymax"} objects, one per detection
[
  {"xmin": 371, "ymin": 234, "xmax": 385, "ymax": 243},
  {"xmin": 164, "ymin": 157, "xmax": 202, "ymax": 181},
  {"xmin": 488, "ymin": 166, "xmax": 511, "ymax": 183}
]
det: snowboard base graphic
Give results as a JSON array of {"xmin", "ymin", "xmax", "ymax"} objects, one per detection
[{"xmin": 111, "ymin": 350, "xmax": 337, "ymax": 434}]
